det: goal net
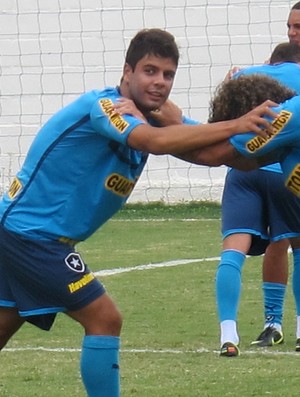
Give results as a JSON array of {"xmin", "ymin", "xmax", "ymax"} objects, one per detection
[{"xmin": 0, "ymin": 0, "xmax": 293, "ymax": 203}]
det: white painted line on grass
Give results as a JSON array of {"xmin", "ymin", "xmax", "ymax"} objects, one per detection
[
  {"xmin": 94, "ymin": 257, "xmax": 221, "ymax": 277},
  {"xmin": 4, "ymin": 346, "xmax": 300, "ymax": 357}
]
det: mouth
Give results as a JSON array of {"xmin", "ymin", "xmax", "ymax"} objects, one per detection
[
  {"xmin": 147, "ymin": 90, "xmax": 163, "ymax": 99},
  {"xmin": 147, "ymin": 91, "xmax": 165, "ymax": 105},
  {"xmin": 290, "ymin": 37, "xmax": 300, "ymax": 44}
]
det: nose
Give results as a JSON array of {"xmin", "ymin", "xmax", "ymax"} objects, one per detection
[
  {"xmin": 288, "ymin": 27, "xmax": 296, "ymax": 37},
  {"xmin": 154, "ymin": 72, "xmax": 166, "ymax": 86}
]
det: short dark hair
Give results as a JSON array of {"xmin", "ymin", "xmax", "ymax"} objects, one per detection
[
  {"xmin": 125, "ymin": 28, "xmax": 179, "ymax": 70},
  {"xmin": 292, "ymin": 2, "xmax": 300, "ymax": 10},
  {"xmin": 270, "ymin": 42, "xmax": 300, "ymax": 64},
  {"xmin": 208, "ymin": 75, "xmax": 296, "ymax": 122}
]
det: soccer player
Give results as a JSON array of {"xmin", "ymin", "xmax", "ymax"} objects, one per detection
[
  {"xmin": 288, "ymin": 1, "xmax": 300, "ymax": 46},
  {"xmin": 248, "ymin": 0, "xmax": 300, "ymax": 351},
  {"xmin": 246, "ymin": 0, "xmax": 300, "ymax": 349},
  {"xmin": 215, "ymin": 42, "xmax": 300, "ymax": 357},
  {"xmin": 202, "ymin": 74, "xmax": 300, "ymax": 356},
  {"xmin": 0, "ymin": 28, "xmax": 273, "ymax": 396},
  {"xmin": 218, "ymin": 0, "xmax": 300, "ymax": 350}
]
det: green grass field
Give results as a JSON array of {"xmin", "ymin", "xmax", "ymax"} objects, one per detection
[{"xmin": 1, "ymin": 202, "xmax": 300, "ymax": 397}]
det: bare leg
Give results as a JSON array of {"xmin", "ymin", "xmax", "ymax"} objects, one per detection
[
  {"xmin": 67, "ymin": 292, "xmax": 122, "ymax": 335},
  {"xmin": 290, "ymin": 238, "xmax": 300, "ymax": 342},
  {"xmin": 263, "ymin": 239, "xmax": 289, "ymax": 284},
  {"xmin": 0, "ymin": 307, "xmax": 25, "ymax": 350}
]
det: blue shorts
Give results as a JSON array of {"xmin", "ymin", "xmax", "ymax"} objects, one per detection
[
  {"xmin": 222, "ymin": 169, "xmax": 300, "ymax": 255},
  {"xmin": 0, "ymin": 225, "xmax": 105, "ymax": 330}
]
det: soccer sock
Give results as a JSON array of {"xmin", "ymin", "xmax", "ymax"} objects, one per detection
[
  {"xmin": 220, "ymin": 320, "xmax": 239, "ymax": 345},
  {"xmin": 263, "ymin": 282, "xmax": 286, "ymax": 331},
  {"xmin": 216, "ymin": 249, "xmax": 246, "ymax": 345},
  {"xmin": 292, "ymin": 249, "xmax": 300, "ymax": 338},
  {"xmin": 296, "ymin": 316, "xmax": 300, "ymax": 340},
  {"xmin": 81, "ymin": 335, "xmax": 120, "ymax": 397}
]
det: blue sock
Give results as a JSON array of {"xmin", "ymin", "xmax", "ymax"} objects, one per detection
[
  {"xmin": 81, "ymin": 335, "xmax": 120, "ymax": 397},
  {"xmin": 293, "ymin": 248, "xmax": 300, "ymax": 316},
  {"xmin": 263, "ymin": 282, "xmax": 286, "ymax": 326},
  {"xmin": 216, "ymin": 249, "xmax": 246, "ymax": 321}
]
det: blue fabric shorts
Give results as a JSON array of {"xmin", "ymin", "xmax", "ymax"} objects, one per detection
[
  {"xmin": 0, "ymin": 225, "xmax": 105, "ymax": 330},
  {"xmin": 222, "ymin": 168, "xmax": 300, "ymax": 255}
]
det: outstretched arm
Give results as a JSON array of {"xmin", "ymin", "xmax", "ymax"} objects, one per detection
[
  {"xmin": 177, "ymin": 140, "xmax": 280, "ymax": 170},
  {"xmin": 126, "ymin": 100, "xmax": 277, "ymax": 155}
]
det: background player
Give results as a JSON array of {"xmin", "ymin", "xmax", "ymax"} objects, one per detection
[
  {"xmin": 218, "ymin": 0, "xmax": 300, "ymax": 350},
  {"xmin": 206, "ymin": 74, "xmax": 300, "ymax": 355},
  {"xmin": 288, "ymin": 1, "xmax": 300, "ymax": 46},
  {"xmin": 216, "ymin": 42, "xmax": 300, "ymax": 357}
]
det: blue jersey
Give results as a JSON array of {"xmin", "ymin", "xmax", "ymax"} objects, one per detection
[
  {"xmin": 230, "ymin": 95, "xmax": 300, "ymax": 158},
  {"xmin": 0, "ymin": 87, "xmax": 148, "ymax": 242},
  {"xmin": 281, "ymin": 147, "xmax": 300, "ymax": 197},
  {"xmin": 234, "ymin": 63, "xmax": 300, "ymax": 94},
  {"xmin": 233, "ymin": 62, "xmax": 300, "ymax": 174},
  {"xmin": 230, "ymin": 95, "xmax": 300, "ymax": 196}
]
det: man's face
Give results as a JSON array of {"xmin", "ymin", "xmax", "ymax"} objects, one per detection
[
  {"xmin": 288, "ymin": 9, "xmax": 300, "ymax": 46},
  {"xmin": 122, "ymin": 54, "xmax": 177, "ymax": 114}
]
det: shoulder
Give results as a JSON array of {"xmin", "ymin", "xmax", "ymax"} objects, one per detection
[
  {"xmin": 279, "ymin": 95, "xmax": 300, "ymax": 112},
  {"xmin": 235, "ymin": 64, "xmax": 266, "ymax": 77}
]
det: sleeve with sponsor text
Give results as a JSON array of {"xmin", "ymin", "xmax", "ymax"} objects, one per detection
[
  {"xmin": 90, "ymin": 96, "xmax": 145, "ymax": 144},
  {"xmin": 281, "ymin": 147, "xmax": 300, "ymax": 197},
  {"xmin": 229, "ymin": 96, "xmax": 300, "ymax": 158}
]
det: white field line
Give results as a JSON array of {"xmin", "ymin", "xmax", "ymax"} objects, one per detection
[
  {"xmin": 110, "ymin": 218, "xmax": 219, "ymax": 222},
  {"xmin": 4, "ymin": 346, "xmax": 300, "ymax": 357},
  {"xmin": 94, "ymin": 257, "xmax": 220, "ymax": 277}
]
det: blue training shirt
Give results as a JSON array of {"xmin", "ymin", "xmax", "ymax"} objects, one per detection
[
  {"xmin": 230, "ymin": 95, "xmax": 300, "ymax": 156},
  {"xmin": 234, "ymin": 62, "xmax": 300, "ymax": 93},
  {"xmin": 233, "ymin": 62, "xmax": 300, "ymax": 173},
  {"xmin": 0, "ymin": 87, "xmax": 149, "ymax": 242}
]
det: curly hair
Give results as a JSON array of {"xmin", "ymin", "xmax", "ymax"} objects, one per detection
[{"xmin": 208, "ymin": 74, "xmax": 296, "ymax": 123}]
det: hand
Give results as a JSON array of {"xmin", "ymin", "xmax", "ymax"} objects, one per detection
[
  {"xmin": 235, "ymin": 100, "xmax": 278, "ymax": 138},
  {"xmin": 113, "ymin": 98, "xmax": 146, "ymax": 122},
  {"xmin": 224, "ymin": 66, "xmax": 241, "ymax": 82},
  {"xmin": 150, "ymin": 99, "xmax": 183, "ymax": 126}
]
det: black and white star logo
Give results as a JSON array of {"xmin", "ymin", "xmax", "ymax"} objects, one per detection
[{"xmin": 65, "ymin": 253, "xmax": 85, "ymax": 273}]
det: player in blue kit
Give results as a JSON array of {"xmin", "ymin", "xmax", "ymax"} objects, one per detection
[
  {"xmin": 202, "ymin": 73, "xmax": 300, "ymax": 357},
  {"xmin": 215, "ymin": 42, "xmax": 300, "ymax": 357},
  {"xmin": 288, "ymin": 1, "xmax": 300, "ymax": 46},
  {"xmin": 0, "ymin": 28, "xmax": 274, "ymax": 396}
]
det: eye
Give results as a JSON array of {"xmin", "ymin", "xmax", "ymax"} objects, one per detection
[
  {"xmin": 164, "ymin": 72, "xmax": 175, "ymax": 81},
  {"xmin": 144, "ymin": 67, "xmax": 156, "ymax": 75}
]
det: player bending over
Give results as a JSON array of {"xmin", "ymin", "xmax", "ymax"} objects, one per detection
[{"xmin": 0, "ymin": 29, "xmax": 274, "ymax": 396}]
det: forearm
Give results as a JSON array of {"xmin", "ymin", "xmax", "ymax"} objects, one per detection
[
  {"xmin": 129, "ymin": 117, "xmax": 270, "ymax": 156},
  {"xmin": 222, "ymin": 151, "xmax": 281, "ymax": 170},
  {"xmin": 175, "ymin": 141, "xmax": 238, "ymax": 166},
  {"xmin": 176, "ymin": 142, "xmax": 279, "ymax": 171}
]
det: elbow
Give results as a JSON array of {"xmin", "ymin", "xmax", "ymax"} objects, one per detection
[
  {"xmin": 127, "ymin": 129, "xmax": 169, "ymax": 155},
  {"xmin": 132, "ymin": 137, "xmax": 170, "ymax": 155}
]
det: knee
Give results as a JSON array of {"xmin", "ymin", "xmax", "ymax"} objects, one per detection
[
  {"xmin": 107, "ymin": 307, "xmax": 123, "ymax": 335},
  {"xmin": 93, "ymin": 304, "xmax": 123, "ymax": 336},
  {"xmin": 75, "ymin": 294, "xmax": 123, "ymax": 336},
  {"xmin": 99, "ymin": 294, "xmax": 123, "ymax": 334}
]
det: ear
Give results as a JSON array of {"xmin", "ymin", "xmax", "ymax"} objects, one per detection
[{"xmin": 122, "ymin": 63, "xmax": 133, "ymax": 83}]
